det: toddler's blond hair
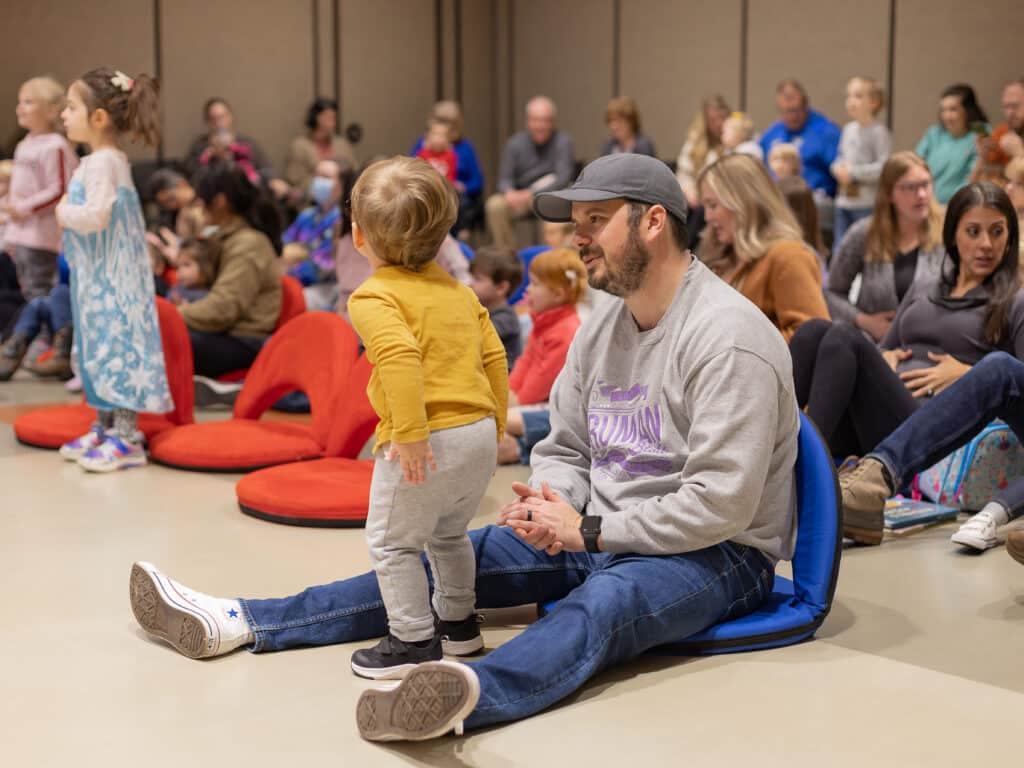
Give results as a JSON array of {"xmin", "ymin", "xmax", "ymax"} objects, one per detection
[
  {"xmin": 22, "ymin": 76, "xmax": 66, "ymax": 129},
  {"xmin": 351, "ymin": 156, "xmax": 458, "ymax": 270},
  {"xmin": 768, "ymin": 143, "xmax": 802, "ymax": 176}
]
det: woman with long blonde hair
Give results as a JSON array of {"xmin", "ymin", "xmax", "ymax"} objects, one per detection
[
  {"xmin": 826, "ymin": 151, "xmax": 945, "ymax": 341},
  {"xmin": 676, "ymin": 94, "xmax": 730, "ymax": 208},
  {"xmin": 696, "ymin": 153, "xmax": 829, "ymax": 340}
]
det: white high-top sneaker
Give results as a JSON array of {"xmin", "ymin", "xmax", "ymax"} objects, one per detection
[{"xmin": 129, "ymin": 562, "xmax": 253, "ymax": 659}]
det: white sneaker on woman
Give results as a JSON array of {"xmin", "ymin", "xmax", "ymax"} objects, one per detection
[{"xmin": 951, "ymin": 511, "xmax": 1000, "ymax": 551}]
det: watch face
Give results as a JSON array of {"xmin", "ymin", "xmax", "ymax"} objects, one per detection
[{"xmin": 582, "ymin": 516, "xmax": 601, "ymax": 534}]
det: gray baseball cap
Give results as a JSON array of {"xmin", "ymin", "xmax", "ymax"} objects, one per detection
[{"xmin": 533, "ymin": 153, "xmax": 688, "ymax": 224}]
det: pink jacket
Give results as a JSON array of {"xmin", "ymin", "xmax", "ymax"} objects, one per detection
[{"xmin": 4, "ymin": 132, "xmax": 78, "ymax": 252}]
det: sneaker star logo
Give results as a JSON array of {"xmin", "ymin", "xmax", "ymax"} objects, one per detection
[{"xmin": 227, "ymin": 609, "xmax": 239, "ymax": 618}]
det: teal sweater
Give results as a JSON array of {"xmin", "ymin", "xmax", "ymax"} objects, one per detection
[{"xmin": 915, "ymin": 125, "xmax": 979, "ymax": 204}]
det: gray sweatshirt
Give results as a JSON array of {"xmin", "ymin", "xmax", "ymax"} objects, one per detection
[
  {"xmin": 835, "ymin": 121, "xmax": 891, "ymax": 209},
  {"xmin": 826, "ymin": 216, "xmax": 945, "ymax": 324},
  {"xmin": 497, "ymin": 130, "xmax": 575, "ymax": 194},
  {"xmin": 529, "ymin": 259, "xmax": 799, "ymax": 563}
]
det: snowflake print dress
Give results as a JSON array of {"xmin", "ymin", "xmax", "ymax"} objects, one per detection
[{"xmin": 56, "ymin": 149, "xmax": 172, "ymax": 414}]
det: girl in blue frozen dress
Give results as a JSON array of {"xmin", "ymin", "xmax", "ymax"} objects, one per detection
[{"xmin": 55, "ymin": 68, "xmax": 171, "ymax": 472}]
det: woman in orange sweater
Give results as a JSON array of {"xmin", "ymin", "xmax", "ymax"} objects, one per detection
[
  {"xmin": 498, "ymin": 247, "xmax": 584, "ymax": 464},
  {"xmin": 697, "ymin": 153, "xmax": 829, "ymax": 340}
]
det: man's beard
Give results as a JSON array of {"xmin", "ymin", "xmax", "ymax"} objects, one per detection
[{"xmin": 582, "ymin": 223, "xmax": 651, "ymax": 297}]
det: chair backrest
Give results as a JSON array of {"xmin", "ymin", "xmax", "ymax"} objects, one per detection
[
  {"xmin": 792, "ymin": 412, "xmax": 843, "ymax": 614},
  {"xmin": 233, "ymin": 312, "xmax": 361, "ymax": 448},
  {"xmin": 275, "ymin": 275, "xmax": 307, "ymax": 330},
  {"xmin": 154, "ymin": 296, "xmax": 194, "ymax": 424},
  {"xmin": 323, "ymin": 352, "xmax": 379, "ymax": 458},
  {"xmin": 457, "ymin": 240, "xmax": 474, "ymax": 262}
]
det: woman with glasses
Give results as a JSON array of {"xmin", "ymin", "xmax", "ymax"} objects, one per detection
[
  {"xmin": 825, "ymin": 152, "xmax": 945, "ymax": 342},
  {"xmin": 789, "ymin": 183, "xmax": 1024, "ymax": 542}
]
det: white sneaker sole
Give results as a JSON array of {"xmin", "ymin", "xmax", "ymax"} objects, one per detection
[
  {"xmin": 441, "ymin": 635, "xmax": 484, "ymax": 656},
  {"xmin": 356, "ymin": 661, "xmax": 480, "ymax": 741},
  {"xmin": 950, "ymin": 529, "xmax": 999, "ymax": 551},
  {"xmin": 193, "ymin": 376, "xmax": 243, "ymax": 409},
  {"xmin": 129, "ymin": 562, "xmax": 217, "ymax": 659},
  {"xmin": 79, "ymin": 452, "xmax": 147, "ymax": 473},
  {"xmin": 350, "ymin": 661, "xmax": 421, "ymax": 680}
]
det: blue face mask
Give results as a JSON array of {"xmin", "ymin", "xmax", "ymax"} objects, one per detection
[{"xmin": 310, "ymin": 176, "xmax": 335, "ymax": 205}]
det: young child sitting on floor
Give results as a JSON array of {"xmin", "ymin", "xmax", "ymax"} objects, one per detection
[
  {"xmin": 0, "ymin": 272, "xmax": 73, "ymax": 381},
  {"xmin": 721, "ymin": 111, "xmax": 764, "ymax": 160},
  {"xmin": 497, "ymin": 246, "xmax": 584, "ymax": 465},
  {"xmin": 469, "ymin": 245, "xmax": 524, "ymax": 368},
  {"xmin": 168, "ymin": 239, "xmax": 214, "ymax": 305},
  {"xmin": 346, "ymin": 156, "xmax": 508, "ymax": 678}
]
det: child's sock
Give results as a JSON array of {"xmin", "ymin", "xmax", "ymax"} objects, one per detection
[
  {"xmin": 97, "ymin": 409, "xmax": 115, "ymax": 432},
  {"xmin": 979, "ymin": 501, "xmax": 1011, "ymax": 527},
  {"xmin": 112, "ymin": 408, "xmax": 142, "ymax": 443}
]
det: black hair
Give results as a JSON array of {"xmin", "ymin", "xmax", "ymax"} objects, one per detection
[
  {"xmin": 470, "ymin": 245, "xmax": 525, "ymax": 292},
  {"xmin": 940, "ymin": 83, "xmax": 989, "ymax": 126},
  {"xmin": 338, "ymin": 166, "xmax": 357, "ymax": 238},
  {"xmin": 148, "ymin": 168, "xmax": 186, "ymax": 200},
  {"xmin": 305, "ymin": 97, "xmax": 339, "ymax": 132},
  {"xmin": 941, "ymin": 181, "xmax": 1020, "ymax": 345},
  {"xmin": 194, "ymin": 160, "xmax": 282, "ymax": 254},
  {"xmin": 626, "ymin": 201, "xmax": 689, "ymax": 252}
]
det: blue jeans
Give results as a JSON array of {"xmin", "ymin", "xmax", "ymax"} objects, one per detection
[
  {"xmin": 13, "ymin": 283, "xmax": 71, "ymax": 339},
  {"xmin": 240, "ymin": 524, "xmax": 774, "ymax": 729},
  {"xmin": 870, "ymin": 352, "xmax": 1024, "ymax": 518},
  {"xmin": 833, "ymin": 206, "xmax": 872, "ymax": 252},
  {"xmin": 515, "ymin": 408, "xmax": 551, "ymax": 465}
]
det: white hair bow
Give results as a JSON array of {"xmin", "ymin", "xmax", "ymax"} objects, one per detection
[{"xmin": 111, "ymin": 71, "xmax": 134, "ymax": 92}]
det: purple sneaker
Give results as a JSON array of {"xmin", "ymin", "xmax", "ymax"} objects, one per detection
[
  {"xmin": 77, "ymin": 433, "xmax": 147, "ymax": 473},
  {"xmin": 59, "ymin": 426, "xmax": 106, "ymax": 462}
]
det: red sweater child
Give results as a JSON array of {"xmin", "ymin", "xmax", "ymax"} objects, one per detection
[
  {"xmin": 509, "ymin": 304, "xmax": 580, "ymax": 405},
  {"xmin": 416, "ymin": 147, "xmax": 458, "ymax": 184}
]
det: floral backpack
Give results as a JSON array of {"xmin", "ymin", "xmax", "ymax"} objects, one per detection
[{"xmin": 916, "ymin": 421, "xmax": 1024, "ymax": 511}]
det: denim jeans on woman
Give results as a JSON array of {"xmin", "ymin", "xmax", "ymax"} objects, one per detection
[
  {"xmin": 240, "ymin": 524, "xmax": 774, "ymax": 729},
  {"xmin": 868, "ymin": 351, "xmax": 1024, "ymax": 518}
]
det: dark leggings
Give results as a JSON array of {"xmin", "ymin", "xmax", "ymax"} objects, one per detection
[
  {"xmin": 790, "ymin": 319, "xmax": 921, "ymax": 456},
  {"xmin": 188, "ymin": 330, "xmax": 266, "ymax": 378}
]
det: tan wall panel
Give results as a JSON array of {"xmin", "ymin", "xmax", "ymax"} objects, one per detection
[
  {"xmin": 747, "ymin": 0, "xmax": 889, "ymax": 142},
  {"xmin": 316, "ymin": 0, "xmax": 336, "ymax": 102},
  {"xmin": 513, "ymin": 0, "xmax": 615, "ymax": 162},
  {"xmin": 0, "ymin": 0, "xmax": 154, "ymax": 159},
  {"xmin": 620, "ymin": 0, "xmax": 742, "ymax": 162},
  {"xmin": 340, "ymin": 0, "xmax": 437, "ymax": 162},
  {"xmin": 461, "ymin": 0, "xmax": 499, "ymax": 193},
  {"xmin": 162, "ymin": 0, "xmax": 314, "ymax": 174},
  {"xmin": 892, "ymin": 0, "xmax": 1024, "ymax": 152}
]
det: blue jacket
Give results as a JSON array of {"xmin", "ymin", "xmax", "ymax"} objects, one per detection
[
  {"xmin": 760, "ymin": 109, "xmax": 841, "ymax": 196},
  {"xmin": 410, "ymin": 137, "xmax": 484, "ymax": 197}
]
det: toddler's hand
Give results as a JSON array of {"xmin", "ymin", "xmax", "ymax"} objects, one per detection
[{"xmin": 388, "ymin": 439, "xmax": 437, "ymax": 485}]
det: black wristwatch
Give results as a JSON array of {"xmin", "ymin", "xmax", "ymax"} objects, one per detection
[{"xmin": 580, "ymin": 515, "xmax": 602, "ymax": 553}]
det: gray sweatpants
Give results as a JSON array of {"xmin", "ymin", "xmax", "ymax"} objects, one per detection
[
  {"xmin": 366, "ymin": 416, "xmax": 497, "ymax": 642},
  {"xmin": 12, "ymin": 246, "xmax": 58, "ymax": 301}
]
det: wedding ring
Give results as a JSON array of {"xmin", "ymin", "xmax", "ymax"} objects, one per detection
[
  {"xmin": 926, "ymin": 387, "xmax": 934, "ymax": 397},
  {"xmin": 526, "ymin": 510, "xmax": 532, "ymax": 522}
]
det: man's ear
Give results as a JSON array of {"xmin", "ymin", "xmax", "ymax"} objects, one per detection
[{"xmin": 645, "ymin": 204, "xmax": 668, "ymax": 243}]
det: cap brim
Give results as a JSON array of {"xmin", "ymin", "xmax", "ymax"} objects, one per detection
[{"xmin": 533, "ymin": 188, "xmax": 623, "ymax": 222}]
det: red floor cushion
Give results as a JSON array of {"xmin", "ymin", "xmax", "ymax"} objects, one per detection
[
  {"xmin": 236, "ymin": 457, "xmax": 373, "ymax": 527},
  {"xmin": 148, "ymin": 420, "xmax": 323, "ymax": 472},
  {"xmin": 14, "ymin": 403, "xmax": 176, "ymax": 449}
]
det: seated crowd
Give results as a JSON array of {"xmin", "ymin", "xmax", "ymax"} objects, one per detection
[{"xmin": 2, "ymin": 64, "xmax": 1024, "ymax": 743}]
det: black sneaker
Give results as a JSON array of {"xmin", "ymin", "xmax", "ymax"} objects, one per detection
[
  {"xmin": 436, "ymin": 614, "xmax": 484, "ymax": 656},
  {"xmin": 351, "ymin": 633, "xmax": 442, "ymax": 680},
  {"xmin": 192, "ymin": 375, "xmax": 243, "ymax": 409}
]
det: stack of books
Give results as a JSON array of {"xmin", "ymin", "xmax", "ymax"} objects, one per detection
[{"xmin": 883, "ymin": 498, "xmax": 960, "ymax": 535}]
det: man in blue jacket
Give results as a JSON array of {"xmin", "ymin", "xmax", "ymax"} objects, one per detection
[{"xmin": 760, "ymin": 79, "xmax": 841, "ymax": 198}]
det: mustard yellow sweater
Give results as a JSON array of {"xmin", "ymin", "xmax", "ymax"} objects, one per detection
[{"xmin": 348, "ymin": 261, "xmax": 509, "ymax": 450}]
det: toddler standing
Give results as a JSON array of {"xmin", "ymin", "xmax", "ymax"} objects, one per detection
[
  {"xmin": 55, "ymin": 68, "xmax": 172, "ymax": 472},
  {"xmin": 3, "ymin": 76, "xmax": 78, "ymax": 300},
  {"xmin": 831, "ymin": 76, "xmax": 891, "ymax": 246},
  {"xmin": 347, "ymin": 156, "xmax": 508, "ymax": 679},
  {"xmin": 415, "ymin": 118, "xmax": 458, "ymax": 184}
]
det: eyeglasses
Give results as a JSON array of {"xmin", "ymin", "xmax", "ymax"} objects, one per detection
[{"xmin": 894, "ymin": 181, "xmax": 932, "ymax": 194}]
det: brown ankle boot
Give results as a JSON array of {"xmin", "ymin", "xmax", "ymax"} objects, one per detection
[
  {"xmin": 0, "ymin": 333, "xmax": 29, "ymax": 381},
  {"xmin": 27, "ymin": 326, "xmax": 73, "ymax": 380},
  {"xmin": 839, "ymin": 457, "xmax": 892, "ymax": 546}
]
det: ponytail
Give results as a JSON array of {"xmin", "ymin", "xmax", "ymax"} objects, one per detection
[{"xmin": 77, "ymin": 67, "xmax": 161, "ymax": 147}]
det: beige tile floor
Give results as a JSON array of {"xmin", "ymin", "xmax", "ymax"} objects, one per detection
[{"xmin": 1, "ymin": 376, "xmax": 1022, "ymax": 767}]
